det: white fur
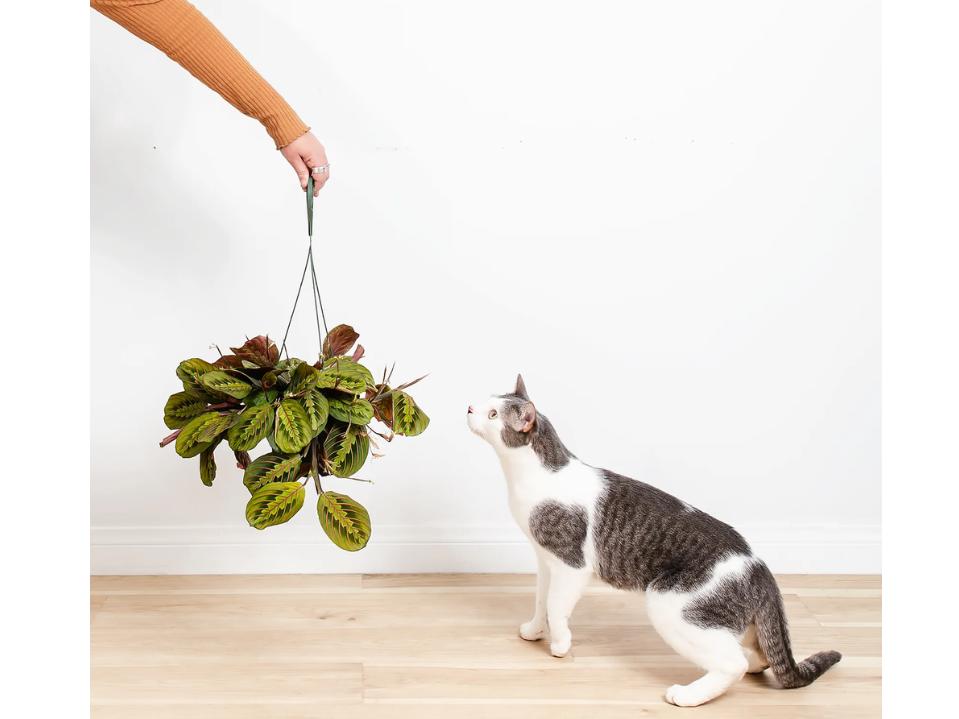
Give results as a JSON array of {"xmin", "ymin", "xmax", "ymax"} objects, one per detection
[{"xmin": 468, "ymin": 390, "xmax": 768, "ymax": 706}]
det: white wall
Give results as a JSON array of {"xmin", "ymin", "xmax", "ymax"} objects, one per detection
[{"xmin": 91, "ymin": 0, "xmax": 879, "ymax": 574}]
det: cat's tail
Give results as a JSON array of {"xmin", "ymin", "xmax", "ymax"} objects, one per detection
[{"xmin": 754, "ymin": 563, "xmax": 842, "ymax": 689}]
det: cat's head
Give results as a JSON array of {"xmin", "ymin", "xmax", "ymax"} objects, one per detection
[{"xmin": 466, "ymin": 374, "xmax": 538, "ymax": 451}]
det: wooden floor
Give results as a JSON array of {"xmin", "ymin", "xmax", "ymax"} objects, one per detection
[{"xmin": 91, "ymin": 573, "xmax": 881, "ymax": 718}]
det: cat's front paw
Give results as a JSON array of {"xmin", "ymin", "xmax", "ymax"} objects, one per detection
[
  {"xmin": 519, "ymin": 621, "xmax": 546, "ymax": 641},
  {"xmin": 549, "ymin": 633, "xmax": 572, "ymax": 658},
  {"xmin": 665, "ymin": 683, "xmax": 706, "ymax": 708}
]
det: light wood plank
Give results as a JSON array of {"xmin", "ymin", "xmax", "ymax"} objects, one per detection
[
  {"xmin": 364, "ymin": 665, "xmax": 879, "ymax": 706},
  {"xmin": 798, "ymin": 595, "xmax": 882, "ymax": 625},
  {"xmin": 91, "ymin": 574, "xmax": 362, "ymax": 595},
  {"xmin": 91, "ymin": 573, "xmax": 881, "ymax": 717},
  {"xmin": 92, "ymin": 662, "xmax": 361, "ymax": 706}
]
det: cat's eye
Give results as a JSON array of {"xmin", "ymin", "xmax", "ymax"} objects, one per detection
[{"xmin": 488, "ymin": 409, "xmax": 498, "ymax": 419}]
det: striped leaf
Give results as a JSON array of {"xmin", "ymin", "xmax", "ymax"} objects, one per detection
[
  {"xmin": 286, "ymin": 363, "xmax": 318, "ymax": 395},
  {"xmin": 175, "ymin": 412, "xmax": 223, "ymax": 458},
  {"xmin": 327, "ymin": 396, "xmax": 374, "ymax": 426},
  {"xmin": 317, "ymin": 491, "xmax": 371, "ymax": 551},
  {"xmin": 245, "ymin": 482, "xmax": 305, "ymax": 530},
  {"xmin": 314, "ymin": 357, "xmax": 374, "ymax": 394},
  {"xmin": 323, "ymin": 422, "xmax": 369, "ymax": 478},
  {"xmin": 199, "ymin": 442, "xmax": 219, "ymax": 486},
  {"xmin": 226, "ymin": 404, "xmax": 274, "ymax": 452},
  {"xmin": 200, "ymin": 370, "xmax": 252, "ymax": 399},
  {"xmin": 194, "ymin": 412, "xmax": 236, "ymax": 443},
  {"xmin": 301, "ymin": 388, "xmax": 329, "ymax": 435},
  {"xmin": 176, "ymin": 358, "xmax": 218, "ymax": 396},
  {"xmin": 243, "ymin": 453, "xmax": 302, "ymax": 494},
  {"xmin": 163, "ymin": 390, "xmax": 208, "ymax": 429},
  {"xmin": 392, "ymin": 391, "xmax": 429, "ymax": 436},
  {"xmin": 274, "ymin": 399, "xmax": 312, "ymax": 453}
]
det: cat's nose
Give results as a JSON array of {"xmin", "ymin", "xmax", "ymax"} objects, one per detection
[{"xmin": 467, "ymin": 405, "xmax": 474, "ymax": 414}]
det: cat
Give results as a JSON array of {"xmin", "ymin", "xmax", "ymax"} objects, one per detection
[{"xmin": 467, "ymin": 375, "xmax": 841, "ymax": 707}]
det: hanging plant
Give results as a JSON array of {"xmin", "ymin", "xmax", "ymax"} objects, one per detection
[
  {"xmin": 159, "ymin": 329, "xmax": 428, "ymax": 551},
  {"xmin": 160, "ymin": 177, "xmax": 425, "ymax": 551}
]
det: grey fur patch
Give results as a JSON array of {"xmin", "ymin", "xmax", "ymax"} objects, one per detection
[
  {"xmin": 498, "ymin": 394, "xmax": 573, "ymax": 471},
  {"xmin": 592, "ymin": 470, "xmax": 752, "ymax": 592},
  {"xmin": 683, "ymin": 559, "xmax": 766, "ymax": 633},
  {"xmin": 528, "ymin": 501, "xmax": 588, "ymax": 568},
  {"xmin": 683, "ymin": 560, "xmax": 842, "ymax": 688}
]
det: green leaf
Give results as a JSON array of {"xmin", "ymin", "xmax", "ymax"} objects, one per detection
[
  {"xmin": 326, "ymin": 396, "xmax": 374, "ymax": 425},
  {"xmin": 315, "ymin": 357, "xmax": 374, "ymax": 394},
  {"xmin": 163, "ymin": 390, "xmax": 208, "ymax": 429},
  {"xmin": 301, "ymin": 388, "xmax": 329, "ymax": 435},
  {"xmin": 323, "ymin": 422, "xmax": 369, "ymax": 477},
  {"xmin": 245, "ymin": 482, "xmax": 305, "ymax": 530},
  {"xmin": 286, "ymin": 363, "xmax": 318, "ymax": 396},
  {"xmin": 199, "ymin": 442, "xmax": 218, "ymax": 486},
  {"xmin": 226, "ymin": 404, "xmax": 274, "ymax": 451},
  {"xmin": 194, "ymin": 412, "xmax": 236, "ymax": 442},
  {"xmin": 175, "ymin": 412, "xmax": 223, "ymax": 458},
  {"xmin": 392, "ymin": 391, "xmax": 429, "ymax": 436},
  {"xmin": 275, "ymin": 358, "xmax": 305, "ymax": 373},
  {"xmin": 245, "ymin": 389, "xmax": 279, "ymax": 407},
  {"xmin": 177, "ymin": 358, "xmax": 218, "ymax": 394},
  {"xmin": 243, "ymin": 453, "xmax": 302, "ymax": 494},
  {"xmin": 200, "ymin": 370, "xmax": 252, "ymax": 399},
  {"xmin": 274, "ymin": 399, "xmax": 312, "ymax": 453},
  {"xmin": 317, "ymin": 491, "xmax": 371, "ymax": 551}
]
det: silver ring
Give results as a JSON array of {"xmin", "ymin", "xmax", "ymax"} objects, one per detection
[{"xmin": 311, "ymin": 164, "xmax": 329, "ymax": 175}]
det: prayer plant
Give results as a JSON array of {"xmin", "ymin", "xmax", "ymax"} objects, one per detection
[{"xmin": 159, "ymin": 326, "xmax": 427, "ymax": 551}]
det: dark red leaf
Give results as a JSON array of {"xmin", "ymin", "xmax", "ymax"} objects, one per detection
[
  {"xmin": 230, "ymin": 335, "xmax": 279, "ymax": 368},
  {"xmin": 322, "ymin": 325, "xmax": 359, "ymax": 358},
  {"xmin": 351, "ymin": 344, "xmax": 365, "ymax": 362},
  {"xmin": 213, "ymin": 354, "xmax": 243, "ymax": 369},
  {"xmin": 366, "ymin": 384, "xmax": 394, "ymax": 427}
]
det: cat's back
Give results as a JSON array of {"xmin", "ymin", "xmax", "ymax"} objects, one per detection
[{"xmin": 592, "ymin": 469, "xmax": 753, "ymax": 592}]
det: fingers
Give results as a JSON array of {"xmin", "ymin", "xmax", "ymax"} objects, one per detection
[
  {"xmin": 308, "ymin": 166, "xmax": 328, "ymax": 196},
  {"xmin": 280, "ymin": 132, "xmax": 330, "ymax": 195},
  {"xmin": 287, "ymin": 153, "xmax": 310, "ymax": 191},
  {"xmin": 305, "ymin": 156, "xmax": 329, "ymax": 197}
]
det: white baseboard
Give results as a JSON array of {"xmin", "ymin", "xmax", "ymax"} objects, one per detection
[{"xmin": 91, "ymin": 522, "xmax": 880, "ymax": 575}]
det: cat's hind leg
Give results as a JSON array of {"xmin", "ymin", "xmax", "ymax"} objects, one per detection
[
  {"xmin": 741, "ymin": 623, "xmax": 770, "ymax": 674},
  {"xmin": 646, "ymin": 590, "xmax": 748, "ymax": 707},
  {"xmin": 545, "ymin": 562, "xmax": 591, "ymax": 657}
]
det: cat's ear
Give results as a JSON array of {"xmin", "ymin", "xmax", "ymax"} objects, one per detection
[
  {"xmin": 514, "ymin": 374, "xmax": 529, "ymax": 400},
  {"xmin": 507, "ymin": 401, "xmax": 537, "ymax": 433}
]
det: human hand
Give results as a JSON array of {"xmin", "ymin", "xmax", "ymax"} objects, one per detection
[{"xmin": 280, "ymin": 132, "xmax": 329, "ymax": 196}]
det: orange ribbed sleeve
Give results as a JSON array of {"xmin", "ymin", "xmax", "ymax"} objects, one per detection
[{"xmin": 92, "ymin": 0, "xmax": 309, "ymax": 149}]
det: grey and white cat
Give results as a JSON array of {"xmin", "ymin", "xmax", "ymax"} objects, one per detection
[{"xmin": 467, "ymin": 375, "xmax": 841, "ymax": 707}]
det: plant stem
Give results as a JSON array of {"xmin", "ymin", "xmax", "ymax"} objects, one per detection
[{"xmin": 159, "ymin": 429, "xmax": 181, "ymax": 447}]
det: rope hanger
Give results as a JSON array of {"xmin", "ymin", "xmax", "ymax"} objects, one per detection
[{"xmin": 279, "ymin": 175, "xmax": 329, "ymax": 360}]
